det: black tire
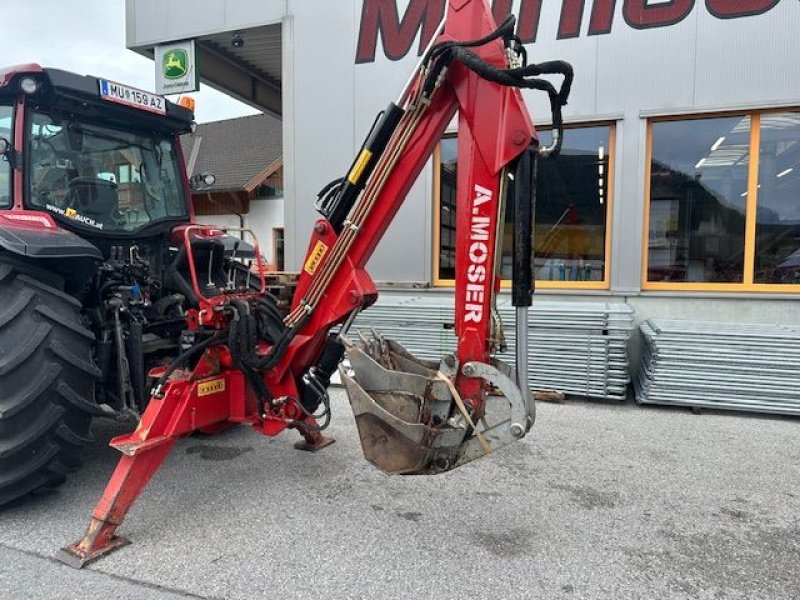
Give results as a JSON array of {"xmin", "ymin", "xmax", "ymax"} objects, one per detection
[{"xmin": 0, "ymin": 259, "xmax": 102, "ymax": 506}]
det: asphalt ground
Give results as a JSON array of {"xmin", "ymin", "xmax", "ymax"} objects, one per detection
[{"xmin": 1, "ymin": 390, "xmax": 798, "ymax": 600}]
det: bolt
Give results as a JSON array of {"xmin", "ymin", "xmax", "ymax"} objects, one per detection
[
  {"xmin": 349, "ymin": 290, "xmax": 361, "ymax": 305},
  {"xmin": 314, "ymin": 222, "xmax": 327, "ymax": 235},
  {"xmin": 512, "ymin": 130, "xmax": 528, "ymax": 146},
  {"xmin": 462, "ymin": 363, "xmax": 475, "ymax": 377},
  {"xmin": 510, "ymin": 422, "xmax": 525, "ymax": 438}
]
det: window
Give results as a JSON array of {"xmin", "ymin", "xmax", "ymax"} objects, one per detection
[
  {"xmin": 273, "ymin": 227, "xmax": 285, "ymax": 271},
  {"xmin": 27, "ymin": 110, "xmax": 187, "ymax": 232},
  {"xmin": 646, "ymin": 116, "xmax": 750, "ymax": 283},
  {"xmin": 0, "ymin": 104, "xmax": 12, "ymax": 208},
  {"xmin": 644, "ymin": 110, "xmax": 800, "ymax": 291},
  {"xmin": 434, "ymin": 123, "xmax": 614, "ymax": 288},
  {"xmin": 754, "ymin": 113, "xmax": 800, "ymax": 284}
]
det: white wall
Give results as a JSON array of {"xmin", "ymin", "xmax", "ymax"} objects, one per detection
[{"xmin": 197, "ymin": 196, "xmax": 284, "ymax": 264}]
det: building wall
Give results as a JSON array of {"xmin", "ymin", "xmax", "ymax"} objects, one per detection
[{"xmin": 127, "ymin": 0, "xmax": 800, "ymax": 323}]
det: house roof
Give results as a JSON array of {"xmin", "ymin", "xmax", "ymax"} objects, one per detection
[{"xmin": 180, "ymin": 113, "xmax": 282, "ymax": 194}]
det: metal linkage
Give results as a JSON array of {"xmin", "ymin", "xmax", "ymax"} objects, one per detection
[{"xmin": 284, "ymin": 61, "xmax": 445, "ymax": 328}]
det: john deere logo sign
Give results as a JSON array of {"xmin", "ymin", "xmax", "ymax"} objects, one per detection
[
  {"xmin": 162, "ymin": 50, "xmax": 188, "ymax": 79},
  {"xmin": 154, "ymin": 39, "xmax": 198, "ymax": 95}
]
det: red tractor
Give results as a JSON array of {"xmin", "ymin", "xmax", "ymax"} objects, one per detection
[{"xmin": 0, "ymin": 0, "xmax": 572, "ymax": 568}]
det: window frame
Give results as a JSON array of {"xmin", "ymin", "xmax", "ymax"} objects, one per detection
[
  {"xmin": 642, "ymin": 109, "xmax": 800, "ymax": 293},
  {"xmin": 432, "ymin": 121, "xmax": 616, "ymax": 289}
]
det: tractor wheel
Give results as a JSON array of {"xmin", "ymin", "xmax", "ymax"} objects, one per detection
[{"xmin": 0, "ymin": 259, "xmax": 102, "ymax": 506}]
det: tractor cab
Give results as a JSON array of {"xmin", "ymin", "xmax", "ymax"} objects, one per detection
[{"xmin": 0, "ymin": 64, "xmax": 194, "ymax": 240}]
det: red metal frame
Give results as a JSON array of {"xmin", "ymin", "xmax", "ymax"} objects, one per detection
[{"xmin": 58, "ymin": 0, "xmax": 537, "ymax": 567}]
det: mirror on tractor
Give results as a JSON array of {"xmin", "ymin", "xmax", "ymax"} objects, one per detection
[
  {"xmin": 0, "ymin": 137, "xmax": 9, "ymax": 159},
  {"xmin": 190, "ymin": 172, "xmax": 216, "ymax": 191}
]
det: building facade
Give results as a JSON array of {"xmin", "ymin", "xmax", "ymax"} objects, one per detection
[{"xmin": 126, "ymin": 0, "xmax": 800, "ymax": 324}]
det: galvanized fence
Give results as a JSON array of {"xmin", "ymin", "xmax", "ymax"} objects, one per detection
[
  {"xmin": 634, "ymin": 319, "xmax": 800, "ymax": 416},
  {"xmin": 352, "ymin": 294, "xmax": 635, "ymax": 401}
]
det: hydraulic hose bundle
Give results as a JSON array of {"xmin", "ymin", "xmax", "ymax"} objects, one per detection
[{"xmin": 423, "ymin": 14, "xmax": 573, "ymax": 156}]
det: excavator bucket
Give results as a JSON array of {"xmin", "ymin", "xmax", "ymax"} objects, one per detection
[{"xmin": 341, "ymin": 332, "xmax": 535, "ymax": 474}]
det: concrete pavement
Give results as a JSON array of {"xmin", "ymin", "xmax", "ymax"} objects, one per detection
[{"xmin": 1, "ymin": 390, "xmax": 798, "ymax": 599}]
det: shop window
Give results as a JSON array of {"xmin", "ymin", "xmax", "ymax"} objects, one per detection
[
  {"xmin": 644, "ymin": 110, "xmax": 800, "ymax": 291},
  {"xmin": 435, "ymin": 123, "xmax": 613, "ymax": 287},
  {"xmin": 754, "ymin": 113, "xmax": 800, "ymax": 284},
  {"xmin": 646, "ymin": 116, "xmax": 750, "ymax": 283}
]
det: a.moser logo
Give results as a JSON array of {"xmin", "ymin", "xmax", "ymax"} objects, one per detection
[
  {"xmin": 163, "ymin": 49, "xmax": 188, "ymax": 79},
  {"xmin": 356, "ymin": 0, "xmax": 780, "ymax": 63}
]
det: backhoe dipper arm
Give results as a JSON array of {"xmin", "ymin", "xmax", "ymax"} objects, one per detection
[{"xmin": 283, "ymin": 0, "xmax": 565, "ymax": 421}]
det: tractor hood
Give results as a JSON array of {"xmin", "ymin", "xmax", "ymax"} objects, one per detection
[{"xmin": 0, "ymin": 211, "xmax": 102, "ymax": 259}]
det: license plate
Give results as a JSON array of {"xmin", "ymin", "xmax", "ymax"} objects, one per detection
[{"xmin": 98, "ymin": 79, "xmax": 166, "ymax": 115}]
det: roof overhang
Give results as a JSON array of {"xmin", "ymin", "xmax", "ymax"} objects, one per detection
[{"xmin": 129, "ymin": 23, "xmax": 282, "ymax": 117}]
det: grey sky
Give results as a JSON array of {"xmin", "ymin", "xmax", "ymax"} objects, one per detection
[{"xmin": 4, "ymin": 0, "xmax": 259, "ymax": 123}]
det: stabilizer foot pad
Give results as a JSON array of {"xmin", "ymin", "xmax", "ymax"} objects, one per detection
[
  {"xmin": 54, "ymin": 535, "xmax": 131, "ymax": 569},
  {"xmin": 294, "ymin": 437, "xmax": 335, "ymax": 453}
]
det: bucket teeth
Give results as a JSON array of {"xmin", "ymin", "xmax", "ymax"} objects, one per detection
[
  {"xmin": 341, "ymin": 332, "xmax": 536, "ymax": 475},
  {"xmin": 341, "ymin": 334, "xmax": 463, "ymax": 474}
]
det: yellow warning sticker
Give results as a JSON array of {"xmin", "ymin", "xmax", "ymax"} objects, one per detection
[
  {"xmin": 197, "ymin": 378, "xmax": 226, "ymax": 397},
  {"xmin": 304, "ymin": 240, "xmax": 329, "ymax": 275},
  {"xmin": 347, "ymin": 148, "xmax": 373, "ymax": 185}
]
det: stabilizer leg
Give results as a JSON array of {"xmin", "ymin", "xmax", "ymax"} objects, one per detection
[
  {"xmin": 293, "ymin": 414, "xmax": 335, "ymax": 452},
  {"xmin": 55, "ymin": 441, "xmax": 175, "ymax": 568},
  {"xmin": 55, "ymin": 372, "xmax": 230, "ymax": 568}
]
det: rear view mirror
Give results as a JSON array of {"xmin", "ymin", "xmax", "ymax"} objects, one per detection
[{"xmin": 0, "ymin": 137, "xmax": 9, "ymax": 158}]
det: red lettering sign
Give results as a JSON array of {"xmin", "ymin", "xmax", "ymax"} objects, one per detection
[
  {"xmin": 558, "ymin": 0, "xmax": 585, "ymax": 39},
  {"xmin": 589, "ymin": 0, "xmax": 616, "ymax": 35},
  {"xmin": 706, "ymin": 0, "xmax": 779, "ymax": 19},
  {"xmin": 517, "ymin": 0, "xmax": 544, "ymax": 43},
  {"xmin": 623, "ymin": 0, "xmax": 695, "ymax": 29},
  {"xmin": 355, "ymin": 0, "xmax": 445, "ymax": 64},
  {"xmin": 356, "ymin": 0, "xmax": 782, "ymax": 63}
]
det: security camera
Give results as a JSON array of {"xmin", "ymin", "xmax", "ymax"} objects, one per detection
[{"xmin": 231, "ymin": 33, "xmax": 244, "ymax": 48}]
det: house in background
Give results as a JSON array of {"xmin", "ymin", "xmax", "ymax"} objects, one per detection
[{"xmin": 181, "ymin": 114, "xmax": 285, "ymax": 269}]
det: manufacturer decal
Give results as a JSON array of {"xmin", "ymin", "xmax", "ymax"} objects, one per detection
[
  {"xmin": 464, "ymin": 184, "xmax": 492, "ymax": 324},
  {"xmin": 197, "ymin": 378, "xmax": 226, "ymax": 397},
  {"xmin": 162, "ymin": 49, "xmax": 189, "ymax": 79},
  {"xmin": 46, "ymin": 204, "xmax": 104, "ymax": 230},
  {"xmin": 304, "ymin": 240, "xmax": 329, "ymax": 275}
]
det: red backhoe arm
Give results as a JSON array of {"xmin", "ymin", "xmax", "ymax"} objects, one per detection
[{"xmin": 57, "ymin": 0, "xmax": 572, "ymax": 567}]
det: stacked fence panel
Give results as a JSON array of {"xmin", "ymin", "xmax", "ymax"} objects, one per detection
[
  {"xmin": 352, "ymin": 294, "xmax": 635, "ymax": 401},
  {"xmin": 635, "ymin": 319, "xmax": 800, "ymax": 416}
]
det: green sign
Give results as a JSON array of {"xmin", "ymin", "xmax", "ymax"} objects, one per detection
[
  {"xmin": 162, "ymin": 49, "xmax": 188, "ymax": 79},
  {"xmin": 155, "ymin": 40, "xmax": 198, "ymax": 95}
]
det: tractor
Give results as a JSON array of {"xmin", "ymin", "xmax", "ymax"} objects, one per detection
[
  {"xmin": 0, "ymin": 64, "xmax": 264, "ymax": 505},
  {"xmin": 0, "ymin": 0, "xmax": 573, "ymax": 568}
]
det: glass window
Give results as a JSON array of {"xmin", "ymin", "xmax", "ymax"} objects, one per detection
[
  {"xmin": 437, "ymin": 124, "xmax": 612, "ymax": 284},
  {"xmin": 647, "ymin": 116, "xmax": 750, "ymax": 283},
  {"xmin": 273, "ymin": 227, "xmax": 285, "ymax": 271},
  {"xmin": 27, "ymin": 110, "xmax": 187, "ymax": 232},
  {"xmin": 754, "ymin": 112, "xmax": 800, "ymax": 284},
  {"xmin": 0, "ymin": 105, "xmax": 12, "ymax": 208},
  {"xmin": 523, "ymin": 126, "xmax": 609, "ymax": 282},
  {"xmin": 437, "ymin": 137, "xmax": 458, "ymax": 280}
]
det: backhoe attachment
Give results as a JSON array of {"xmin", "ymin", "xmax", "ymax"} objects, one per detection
[
  {"xmin": 341, "ymin": 333, "xmax": 535, "ymax": 474},
  {"xmin": 57, "ymin": 0, "xmax": 572, "ymax": 569}
]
